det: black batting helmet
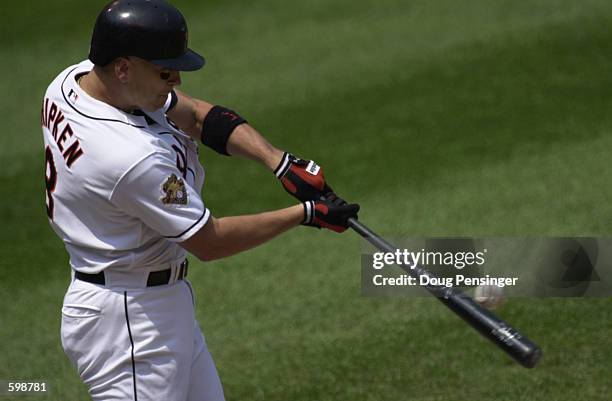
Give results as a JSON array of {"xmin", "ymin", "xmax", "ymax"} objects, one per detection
[{"xmin": 88, "ymin": 0, "xmax": 205, "ymax": 71}]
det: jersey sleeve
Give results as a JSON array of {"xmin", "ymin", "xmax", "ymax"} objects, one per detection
[{"xmin": 110, "ymin": 151, "xmax": 210, "ymax": 242}]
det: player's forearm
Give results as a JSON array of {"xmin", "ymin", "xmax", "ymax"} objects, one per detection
[
  {"xmin": 168, "ymin": 91, "xmax": 284, "ymax": 169},
  {"xmin": 226, "ymin": 124, "xmax": 284, "ymax": 171},
  {"xmin": 181, "ymin": 204, "xmax": 304, "ymax": 261}
]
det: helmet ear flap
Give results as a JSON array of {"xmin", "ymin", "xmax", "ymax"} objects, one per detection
[{"xmin": 88, "ymin": 0, "xmax": 205, "ymax": 71}]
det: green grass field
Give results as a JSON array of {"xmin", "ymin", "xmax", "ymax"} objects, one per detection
[{"xmin": 1, "ymin": 0, "xmax": 611, "ymax": 399}]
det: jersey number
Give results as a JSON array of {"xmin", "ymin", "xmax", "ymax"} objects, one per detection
[
  {"xmin": 45, "ymin": 146, "xmax": 57, "ymax": 219},
  {"xmin": 172, "ymin": 144, "xmax": 187, "ymax": 179}
]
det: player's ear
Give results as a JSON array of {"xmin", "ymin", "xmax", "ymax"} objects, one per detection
[{"xmin": 114, "ymin": 57, "xmax": 131, "ymax": 84}]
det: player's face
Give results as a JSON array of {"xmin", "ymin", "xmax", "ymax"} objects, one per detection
[{"xmin": 127, "ymin": 57, "xmax": 181, "ymax": 112}]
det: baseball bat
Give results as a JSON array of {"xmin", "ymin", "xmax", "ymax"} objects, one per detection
[{"xmin": 348, "ymin": 217, "xmax": 542, "ymax": 368}]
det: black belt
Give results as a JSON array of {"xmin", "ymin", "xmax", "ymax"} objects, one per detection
[{"xmin": 75, "ymin": 260, "xmax": 189, "ymax": 287}]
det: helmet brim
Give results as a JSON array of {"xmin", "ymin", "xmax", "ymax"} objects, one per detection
[{"xmin": 150, "ymin": 49, "xmax": 205, "ymax": 71}]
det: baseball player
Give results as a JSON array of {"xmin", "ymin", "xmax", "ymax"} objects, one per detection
[{"xmin": 41, "ymin": 1, "xmax": 359, "ymax": 400}]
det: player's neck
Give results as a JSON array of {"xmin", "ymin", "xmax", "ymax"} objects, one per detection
[{"xmin": 79, "ymin": 69, "xmax": 137, "ymax": 113}]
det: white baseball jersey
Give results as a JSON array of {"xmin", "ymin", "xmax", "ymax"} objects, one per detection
[{"xmin": 42, "ymin": 60, "xmax": 210, "ymax": 273}]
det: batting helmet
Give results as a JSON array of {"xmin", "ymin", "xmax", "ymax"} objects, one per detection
[{"xmin": 88, "ymin": 0, "xmax": 205, "ymax": 71}]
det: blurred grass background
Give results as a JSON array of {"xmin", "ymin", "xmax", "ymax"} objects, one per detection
[{"xmin": 1, "ymin": 0, "xmax": 611, "ymax": 400}]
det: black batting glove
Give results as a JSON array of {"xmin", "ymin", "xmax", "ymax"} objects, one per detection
[
  {"xmin": 274, "ymin": 152, "xmax": 332, "ymax": 202},
  {"xmin": 302, "ymin": 192, "xmax": 359, "ymax": 233}
]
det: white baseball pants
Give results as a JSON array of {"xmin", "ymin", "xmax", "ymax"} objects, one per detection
[{"xmin": 60, "ymin": 276, "xmax": 225, "ymax": 401}]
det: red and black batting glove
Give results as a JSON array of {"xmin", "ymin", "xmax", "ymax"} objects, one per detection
[
  {"xmin": 302, "ymin": 193, "xmax": 360, "ymax": 233},
  {"xmin": 274, "ymin": 152, "xmax": 332, "ymax": 202}
]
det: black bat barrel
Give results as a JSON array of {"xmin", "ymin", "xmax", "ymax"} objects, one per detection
[
  {"xmin": 435, "ymin": 286, "xmax": 542, "ymax": 368},
  {"xmin": 348, "ymin": 218, "xmax": 542, "ymax": 368}
]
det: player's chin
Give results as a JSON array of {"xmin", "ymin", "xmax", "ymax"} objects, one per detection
[{"xmin": 144, "ymin": 96, "xmax": 167, "ymax": 112}]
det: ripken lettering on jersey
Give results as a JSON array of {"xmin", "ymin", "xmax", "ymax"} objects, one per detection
[{"xmin": 41, "ymin": 98, "xmax": 84, "ymax": 168}]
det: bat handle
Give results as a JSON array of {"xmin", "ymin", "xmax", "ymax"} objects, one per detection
[{"xmin": 348, "ymin": 217, "xmax": 397, "ymax": 253}]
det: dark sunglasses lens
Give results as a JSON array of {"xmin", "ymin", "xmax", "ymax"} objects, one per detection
[{"xmin": 160, "ymin": 71, "xmax": 170, "ymax": 80}]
